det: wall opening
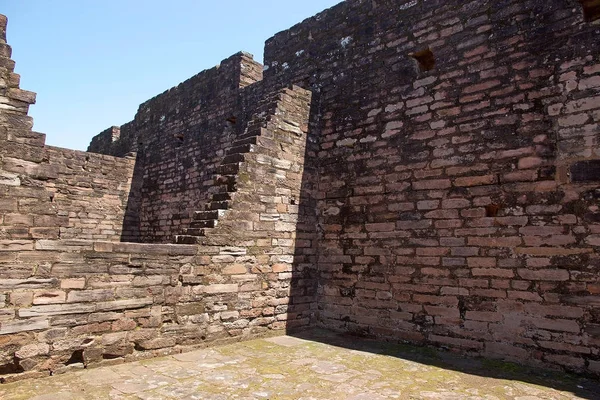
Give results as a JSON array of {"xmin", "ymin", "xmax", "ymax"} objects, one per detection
[
  {"xmin": 570, "ymin": 160, "xmax": 600, "ymax": 182},
  {"xmin": 410, "ymin": 48, "xmax": 435, "ymax": 72},
  {"xmin": 580, "ymin": 0, "xmax": 600, "ymax": 22},
  {"xmin": 65, "ymin": 349, "xmax": 85, "ymax": 366}
]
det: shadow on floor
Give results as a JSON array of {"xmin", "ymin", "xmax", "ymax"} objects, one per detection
[{"xmin": 289, "ymin": 328, "xmax": 600, "ymax": 400}]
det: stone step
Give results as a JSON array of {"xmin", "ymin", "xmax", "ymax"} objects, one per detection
[
  {"xmin": 232, "ymin": 136, "xmax": 258, "ymax": 147},
  {"xmin": 222, "ymin": 153, "xmax": 245, "ymax": 164},
  {"xmin": 238, "ymin": 130, "xmax": 261, "ymax": 140},
  {"xmin": 212, "ymin": 192, "xmax": 232, "ymax": 201},
  {"xmin": 226, "ymin": 144, "xmax": 253, "ymax": 155},
  {"xmin": 182, "ymin": 227, "xmax": 207, "ymax": 236},
  {"xmin": 193, "ymin": 210, "xmax": 220, "ymax": 221},
  {"xmin": 216, "ymin": 163, "xmax": 240, "ymax": 175},
  {"xmin": 214, "ymin": 183, "xmax": 236, "ymax": 192},
  {"xmin": 207, "ymin": 201, "xmax": 230, "ymax": 211},
  {"xmin": 214, "ymin": 174, "xmax": 236, "ymax": 186},
  {"xmin": 174, "ymin": 235, "xmax": 202, "ymax": 244},
  {"xmin": 190, "ymin": 219, "xmax": 216, "ymax": 229}
]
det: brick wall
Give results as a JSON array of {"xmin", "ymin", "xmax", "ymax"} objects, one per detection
[
  {"xmin": 0, "ymin": 84, "xmax": 312, "ymax": 381},
  {"xmin": 0, "ymin": 17, "xmax": 136, "ymax": 243},
  {"xmin": 262, "ymin": 0, "xmax": 600, "ymax": 374},
  {"xmin": 2, "ymin": 0, "xmax": 600, "ymax": 379},
  {"xmin": 1, "ymin": 12, "xmax": 314, "ymax": 378},
  {"xmin": 88, "ymin": 53, "xmax": 265, "ymax": 243}
]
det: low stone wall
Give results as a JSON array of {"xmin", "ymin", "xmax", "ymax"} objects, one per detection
[{"xmin": 0, "ymin": 239, "xmax": 292, "ymax": 381}]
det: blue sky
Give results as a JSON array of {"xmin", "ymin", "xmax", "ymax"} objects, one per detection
[{"xmin": 2, "ymin": 1, "xmax": 340, "ymax": 151}]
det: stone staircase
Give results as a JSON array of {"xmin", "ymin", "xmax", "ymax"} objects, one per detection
[{"xmin": 174, "ymin": 104, "xmax": 274, "ymax": 244}]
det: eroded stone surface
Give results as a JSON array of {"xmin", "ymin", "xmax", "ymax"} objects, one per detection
[{"xmin": 1, "ymin": 331, "xmax": 598, "ymax": 400}]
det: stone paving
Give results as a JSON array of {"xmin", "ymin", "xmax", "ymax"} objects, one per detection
[{"xmin": 1, "ymin": 330, "xmax": 600, "ymax": 400}]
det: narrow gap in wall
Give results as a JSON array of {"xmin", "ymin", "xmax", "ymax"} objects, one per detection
[
  {"xmin": 580, "ymin": 0, "xmax": 600, "ymax": 22},
  {"xmin": 410, "ymin": 48, "xmax": 435, "ymax": 72},
  {"xmin": 227, "ymin": 116, "xmax": 237, "ymax": 124},
  {"xmin": 485, "ymin": 203, "xmax": 501, "ymax": 217},
  {"xmin": 64, "ymin": 349, "xmax": 84, "ymax": 366}
]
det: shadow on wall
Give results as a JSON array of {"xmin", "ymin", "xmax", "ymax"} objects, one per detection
[
  {"xmin": 287, "ymin": 93, "xmax": 321, "ymax": 334},
  {"xmin": 120, "ymin": 150, "xmax": 144, "ymax": 242}
]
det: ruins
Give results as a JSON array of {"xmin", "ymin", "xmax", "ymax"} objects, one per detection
[{"xmin": 1, "ymin": 0, "xmax": 600, "ymax": 382}]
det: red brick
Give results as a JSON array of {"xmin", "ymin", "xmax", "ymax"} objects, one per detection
[
  {"xmin": 491, "ymin": 279, "xmax": 510, "ymax": 289},
  {"xmin": 468, "ymin": 237, "xmax": 522, "ymax": 247},
  {"xmin": 416, "ymin": 247, "xmax": 450, "ymax": 256},
  {"xmin": 417, "ymin": 200, "xmax": 440, "ymax": 210},
  {"xmin": 467, "ymin": 257, "xmax": 496, "ymax": 267},
  {"xmin": 485, "ymin": 342, "xmax": 529, "ymax": 360},
  {"xmin": 440, "ymin": 237, "xmax": 466, "ymax": 246},
  {"xmin": 519, "ymin": 226, "xmax": 564, "ymax": 236},
  {"xmin": 365, "ymin": 222, "xmax": 395, "ymax": 232},
  {"xmin": 451, "ymin": 247, "xmax": 479, "ymax": 256},
  {"xmin": 529, "ymin": 317, "xmax": 580, "ymax": 333},
  {"xmin": 459, "ymin": 278, "xmax": 489, "ymax": 288},
  {"xmin": 424, "ymin": 306, "xmax": 459, "ymax": 318},
  {"xmin": 396, "ymin": 220, "xmax": 433, "ymax": 230},
  {"xmin": 517, "ymin": 269, "xmax": 569, "ymax": 281},
  {"xmin": 494, "ymin": 216, "xmax": 528, "ymax": 226},
  {"xmin": 440, "ymin": 286, "xmax": 469, "ymax": 296},
  {"xmin": 472, "ymin": 268, "xmax": 514, "ymax": 278},
  {"xmin": 465, "ymin": 311, "xmax": 502, "ymax": 322},
  {"xmin": 424, "ymin": 209, "xmax": 459, "ymax": 219},
  {"xmin": 412, "ymin": 294, "xmax": 459, "ymax": 306},
  {"xmin": 435, "ymin": 219, "xmax": 463, "ymax": 229},
  {"xmin": 507, "ymin": 291, "xmax": 542, "ymax": 302},
  {"xmin": 454, "ymin": 175, "xmax": 497, "ymax": 187},
  {"xmin": 463, "ymin": 80, "xmax": 501, "ymax": 94},
  {"xmin": 523, "ymin": 304, "xmax": 584, "ymax": 318},
  {"xmin": 564, "ymin": 95, "xmax": 600, "ymax": 114},
  {"xmin": 441, "ymin": 198, "xmax": 471, "ymax": 209},
  {"xmin": 471, "ymin": 289, "xmax": 507, "ymax": 298},
  {"xmin": 396, "ymin": 256, "xmax": 439, "ymax": 265},
  {"xmin": 412, "ymin": 179, "xmax": 452, "ymax": 190},
  {"xmin": 460, "ymin": 208, "xmax": 487, "ymax": 218}
]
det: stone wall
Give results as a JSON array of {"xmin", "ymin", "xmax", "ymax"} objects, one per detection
[
  {"xmin": 88, "ymin": 53, "xmax": 265, "ymax": 243},
  {"xmin": 2, "ymin": 0, "xmax": 600, "ymax": 380},
  {"xmin": 0, "ymin": 17, "xmax": 136, "ymax": 243},
  {"xmin": 1, "ymin": 12, "xmax": 314, "ymax": 379},
  {"xmin": 0, "ymin": 82, "xmax": 312, "ymax": 380},
  {"xmin": 261, "ymin": 0, "xmax": 600, "ymax": 374}
]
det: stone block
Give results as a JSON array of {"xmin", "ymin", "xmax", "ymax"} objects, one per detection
[
  {"xmin": 0, "ymin": 318, "xmax": 49, "ymax": 334},
  {"xmin": 202, "ymin": 284, "xmax": 238, "ymax": 294},
  {"xmin": 32, "ymin": 290, "xmax": 66, "ymax": 305}
]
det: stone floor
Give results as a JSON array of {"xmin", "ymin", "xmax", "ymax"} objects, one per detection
[{"xmin": 2, "ymin": 330, "xmax": 600, "ymax": 400}]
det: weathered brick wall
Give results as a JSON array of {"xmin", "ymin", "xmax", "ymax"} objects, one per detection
[
  {"xmin": 0, "ymin": 84, "xmax": 312, "ymax": 382},
  {"xmin": 88, "ymin": 53, "xmax": 265, "ymax": 243},
  {"xmin": 0, "ymin": 17, "xmax": 136, "ymax": 243},
  {"xmin": 262, "ymin": 0, "xmax": 600, "ymax": 374},
  {"xmin": 1, "ymin": 145, "xmax": 136, "ymax": 242},
  {"xmin": 187, "ymin": 85, "xmax": 318, "ymax": 331},
  {"xmin": 3, "ymin": 0, "xmax": 600, "ymax": 380},
  {"xmin": 0, "ymin": 240, "xmax": 258, "ymax": 380}
]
